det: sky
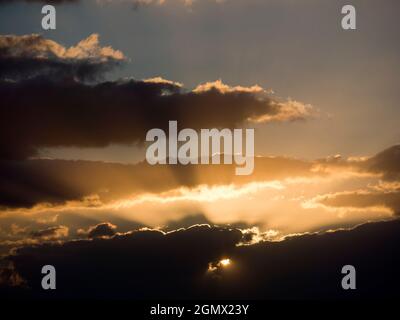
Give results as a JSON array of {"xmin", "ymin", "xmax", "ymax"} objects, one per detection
[
  {"xmin": 1, "ymin": 0, "xmax": 399, "ymax": 160},
  {"xmin": 1, "ymin": 0, "xmax": 400, "ymax": 299}
]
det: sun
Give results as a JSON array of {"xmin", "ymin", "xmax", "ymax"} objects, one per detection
[{"xmin": 219, "ymin": 259, "xmax": 231, "ymax": 267}]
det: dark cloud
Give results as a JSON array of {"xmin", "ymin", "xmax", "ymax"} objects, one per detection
[
  {"xmin": 1, "ymin": 220, "xmax": 400, "ymax": 299},
  {"xmin": 0, "ymin": 267, "xmax": 24, "ymax": 287},
  {"xmin": 0, "ymin": 78, "xmax": 310, "ymax": 160},
  {"xmin": 2, "ymin": 224, "xmax": 243, "ymax": 299},
  {"xmin": 87, "ymin": 222, "xmax": 117, "ymax": 238},
  {"xmin": 0, "ymin": 34, "xmax": 125, "ymax": 82}
]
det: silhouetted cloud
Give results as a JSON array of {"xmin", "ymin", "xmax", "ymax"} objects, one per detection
[
  {"xmin": 2, "ymin": 224, "xmax": 243, "ymax": 298},
  {"xmin": 1, "ymin": 219, "xmax": 400, "ymax": 299},
  {"xmin": 0, "ymin": 79, "xmax": 312, "ymax": 160}
]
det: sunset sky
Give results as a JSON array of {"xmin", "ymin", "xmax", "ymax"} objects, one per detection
[{"xmin": 0, "ymin": 0, "xmax": 400, "ymax": 300}]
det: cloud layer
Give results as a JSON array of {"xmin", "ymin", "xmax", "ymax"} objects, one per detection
[
  {"xmin": 0, "ymin": 156, "xmax": 316, "ymax": 209},
  {"xmin": 0, "ymin": 35, "xmax": 313, "ymax": 160},
  {"xmin": 2, "ymin": 220, "xmax": 400, "ymax": 299},
  {"xmin": 311, "ymin": 145, "xmax": 400, "ymax": 215}
]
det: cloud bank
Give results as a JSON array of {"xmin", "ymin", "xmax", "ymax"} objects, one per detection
[
  {"xmin": 0, "ymin": 34, "xmax": 313, "ymax": 160},
  {"xmin": 1, "ymin": 220, "xmax": 400, "ymax": 299}
]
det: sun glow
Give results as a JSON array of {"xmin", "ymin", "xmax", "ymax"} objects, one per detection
[
  {"xmin": 219, "ymin": 258, "xmax": 231, "ymax": 267},
  {"xmin": 207, "ymin": 258, "xmax": 232, "ymax": 273},
  {"xmin": 112, "ymin": 181, "xmax": 284, "ymax": 209}
]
